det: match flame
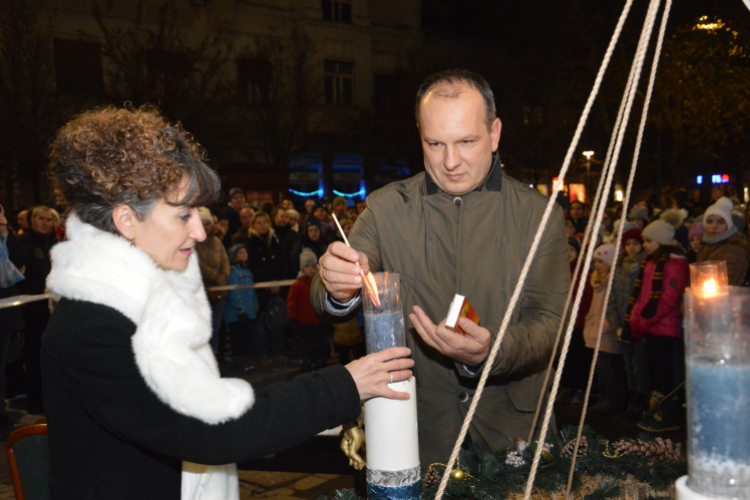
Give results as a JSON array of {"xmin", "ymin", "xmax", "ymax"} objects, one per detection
[
  {"xmin": 365, "ymin": 272, "xmax": 381, "ymax": 307},
  {"xmin": 702, "ymin": 278, "xmax": 718, "ymax": 296}
]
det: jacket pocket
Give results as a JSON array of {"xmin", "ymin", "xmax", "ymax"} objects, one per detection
[{"xmin": 506, "ymin": 372, "xmax": 546, "ymax": 413}]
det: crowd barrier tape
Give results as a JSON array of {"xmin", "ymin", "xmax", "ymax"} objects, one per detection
[{"xmin": 0, "ymin": 279, "xmax": 298, "ymax": 310}]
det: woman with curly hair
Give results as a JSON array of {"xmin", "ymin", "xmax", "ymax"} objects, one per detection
[{"xmin": 42, "ymin": 106, "xmax": 414, "ymax": 500}]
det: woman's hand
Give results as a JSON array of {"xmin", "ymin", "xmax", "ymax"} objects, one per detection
[{"xmin": 345, "ymin": 347, "xmax": 414, "ymax": 401}]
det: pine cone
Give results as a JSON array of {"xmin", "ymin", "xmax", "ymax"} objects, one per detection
[
  {"xmin": 560, "ymin": 436, "xmax": 588, "ymax": 458},
  {"xmin": 423, "ymin": 467, "xmax": 441, "ymax": 490},
  {"xmin": 613, "ymin": 438, "xmax": 684, "ymax": 462}
]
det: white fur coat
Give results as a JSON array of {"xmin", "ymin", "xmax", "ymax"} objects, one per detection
[{"xmin": 47, "ymin": 215, "xmax": 255, "ymax": 500}]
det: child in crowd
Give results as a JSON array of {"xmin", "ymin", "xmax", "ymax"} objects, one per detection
[
  {"xmin": 287, "ymin": 250, "xmax": 329, "ymax": 372},
  {"xmin": 625, "ymin": 220, "xmax": 689, "ymax": 432},
  {"xmin": 606, "ymin": 228, "xmax": 650, "ymax": 420},
  {"xmin": 583, "ymin": 243, "xmax": 625, "ymax": 415},
  {"xmin": 558, "ymin": 236, "xmax": 593, "ymax": 408},
  {"xmin": 224, "ymin": 244, "xmax": 260, "ymax": 358},
  {"xmin": 687, "ymin": 222, "xmax": 704, "ymax": 263},
  {"xmin": 332, "ymin": 310, "xmax": 365, "ymax": 365},
  {"xmin": 568, "ymin": 237, "xmax": 580, "ymax": 276}
]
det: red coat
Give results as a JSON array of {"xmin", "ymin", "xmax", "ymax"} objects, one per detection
[
  {"xmin": 286, "ymin": 275, "xmax": 320, "ymax": 325},
  {"xmin": 628, "ymin": 255, "xmax": 688, "ymax": 341}
]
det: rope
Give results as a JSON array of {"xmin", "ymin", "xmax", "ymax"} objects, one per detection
[
  {"xmin": 564, "ymin": 0, "xmax": 671, "ymax": 495},
  {"xmin": 527, "ymin": 134, "xmax": 612, "ymax": 444},
  {"xmin": 0, "ymin": 280, "xmax": 297, "ymax": 310},
  {"xmin": 432, "ymin": 2, "xmax": 636, "ymax": 499}
]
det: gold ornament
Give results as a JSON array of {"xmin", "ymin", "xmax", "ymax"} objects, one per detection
[{"xmin": 450, "ymin": 468, "xmax": 465, "ymax": 481}]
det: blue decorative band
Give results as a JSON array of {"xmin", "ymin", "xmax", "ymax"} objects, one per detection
[{"xmin": 367, "ymin": 481, "xmax": 422, "ymax": 500}]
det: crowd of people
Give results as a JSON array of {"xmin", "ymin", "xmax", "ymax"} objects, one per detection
[
  {"xmin": 0, "ymin": 189, "xmax": 371, "ymax": 437},
  {"xmin": 192, "ymin": 191, "xmax": 368, "ymax": 370},
  {"xmin": 2, "ymin": 177, "xmax": 749, "ymax": 440},
  {"xmin": 558, "ymin": 184, "xmax": 750, "ymax": 432},
  {"xmin": 0, "ymin": 70, "xmax": 747, "ymax": 499}
]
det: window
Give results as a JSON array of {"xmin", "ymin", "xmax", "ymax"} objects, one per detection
[
  {"xmin": 146, "ymin": 50, "xmax": 190, "ymax": 97},
  {"xmin": 322, "ymin": 0, "xmax": 352, "ymax": 23},
  {"xmin": 53, "ymin": 39, "xmax": 103, "ymax": 96},
  {"xmin": 237, "ymin": 59, "xmax": 272, "ymax": 106},
  {"xmin": 324, "ymin": 60, "xmax": 353, "ymax": 106}
]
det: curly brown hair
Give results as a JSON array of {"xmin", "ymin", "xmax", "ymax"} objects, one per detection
[{"xmin": 49, "ymin": 105, "xmax": 220, "ymax": 235}]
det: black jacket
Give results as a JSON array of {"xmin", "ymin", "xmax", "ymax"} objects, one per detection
[
  {"xmin": 42, "ymin": 299, "xmax": 360, "ymax": 500},
  {"xmin": 17, "ymin": 229, "xmax": 56, "ymax": 294}
]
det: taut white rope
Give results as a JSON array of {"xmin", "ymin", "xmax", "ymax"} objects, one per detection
[
  {"xmin": 432, "ymin": 2, "xmax": 636, "ymax": 499},
  {"xmin": 565, "ymin": 0, "xmax": 673, "ymax": 491},
  {"xmin": 525, "ymin": 0, "xmax": 664, "ymax": 494}
]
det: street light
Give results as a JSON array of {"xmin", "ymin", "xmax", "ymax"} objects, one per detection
[{"xmin": 582, "ymin": 151, "xmax": 594, "ymax": 203}]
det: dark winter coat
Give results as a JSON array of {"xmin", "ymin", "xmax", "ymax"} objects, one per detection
[
  {"xmin": 42, "ymin": 216, "xmax": 360, "ymax": 500},
  {"xmin": 311, "ymin": 158, "xmax": 570, "ymax": 467},
  {"xmin": 16, "ymin": 229, "xmax": 57, "ymax": 294}
]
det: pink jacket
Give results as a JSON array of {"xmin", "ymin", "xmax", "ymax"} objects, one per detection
[{"xmin": 628, "ymin": 255, "xmax": 688, "ymax": 341}]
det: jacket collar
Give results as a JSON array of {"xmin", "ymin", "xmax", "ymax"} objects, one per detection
[
  {"xmin": 425, "ymin": 152, "xmax": 503, "ymax": 196},
  {"xmin": 47, "ymin": 215, "xmax": 255, "ymax": 425}
]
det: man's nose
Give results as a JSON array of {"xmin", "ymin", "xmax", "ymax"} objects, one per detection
[{"xmin": 443, "ymin": 145, "xmax": 461, "ymax": 170}]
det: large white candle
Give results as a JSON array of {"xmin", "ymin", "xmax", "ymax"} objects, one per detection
[{"xmin": 362, "ymin": 272, "xmax": 421, "ymax": 500}]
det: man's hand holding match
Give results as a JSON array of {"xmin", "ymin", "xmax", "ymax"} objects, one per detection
[
  {"xmin": 319, "ymin": 241, "xmax": 370, "ymax": 302},
  {"xmin": 409, "ymin": 306, "xmax": 490, "ymax": 366}
]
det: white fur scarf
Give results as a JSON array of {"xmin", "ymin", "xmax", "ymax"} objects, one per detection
[{"xmin": 47, "ymin": 215, "xmax": 255, "ymax": 500}]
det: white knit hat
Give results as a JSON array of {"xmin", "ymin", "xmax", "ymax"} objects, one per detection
[
  {"xmin": 198, "ymin": 207, "xmax": 213, "ymax": 223},
  {"xmin": 642, "ymin": 219, "xmax": 675, "ymax": 246},
  {"xmin": 593, "ymin": 243, "xmax": 616, "ymax": 267},
  {"xmin": 704, "ymin": 197, "xmax": 735, "ymax": 231}
]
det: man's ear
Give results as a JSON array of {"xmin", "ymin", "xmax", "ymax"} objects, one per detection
[
  {"xmin": 112, "ymin": 205, "xmax": 136, "ymax": 240},
  {"xmin": 491, "ymin": 117, "xmax": 502, "ymax": 152}
]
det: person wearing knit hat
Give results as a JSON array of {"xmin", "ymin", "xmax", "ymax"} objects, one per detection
[
  {"xmin": 627, "ymin": 215, "xmax": 689, "ymax": 431},
  {"xmin": 642, "ymin": 219, "xmax": 675, "ymax": 248},
  {"xmin": 620, "ymin": 226, "xmax": 642, "ymax": 245},
  {"xmin": 608, "ymin": 227, "xmax": 648, "ymax": 420},
  {"xmin": 628, "ymin": 205, "xmax": 649, "ymax": 229},
  {"xmin": 593, "ymin": 243, "xmax": 616, "ymax": 267},
  {"xmin": 584, "ymin": 242, "xmax": 624, "ymax": 414},
  {"xmin": 299, "ymin": 250, "xmax": 318, "ymax": 273},
  {"xmin": 287, "ymin": 249, "xmax": 327, "ymax": 372},
  {"xmin": 696, "ymin": 196, "xmax": 750, "ymax": 285},
  {"xmin": 703, "ymin": 197, "xmax": 736, "ymax": 242}
]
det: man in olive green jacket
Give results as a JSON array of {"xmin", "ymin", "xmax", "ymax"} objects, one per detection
[{"xmin": 312, "ymin": 70, "xmax": 570, "ymax": 468}]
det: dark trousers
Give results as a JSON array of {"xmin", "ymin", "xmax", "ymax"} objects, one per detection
[
  {"xmin": 299, "ymin": 324, "xmax": 329, "ymax": 365},
  {"xmin": 647, "ymin": 335, "xmax": 685, "ymax": 421},
  {"xmin": 227, "ymin": 317, "xmax": 257, "ymax": 357},
  {"xmin": 561, "ymin": 329, "xmax": 594, "ymax": 391},
  {"xmin": 22, "ymin": 302, "xmax": 50, "ymax": 412}
]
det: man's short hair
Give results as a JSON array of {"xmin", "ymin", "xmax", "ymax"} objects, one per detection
[
  {"xmin": 332, "ymin": 196, "xmax": 347, "ymax": 209},
  {"xmin": 415, "ymin": 69, "xmax": 496, "ymax": 131}
]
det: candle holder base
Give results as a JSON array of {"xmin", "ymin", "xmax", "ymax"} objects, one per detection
[{"xmin": 676, "ymin": 476, "xmax": 731, "ymax": 500}]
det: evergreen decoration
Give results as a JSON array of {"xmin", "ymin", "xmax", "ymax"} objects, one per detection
[{"xmin": 321, "ymin": 427, "xmax": 686, "ymax": 500}]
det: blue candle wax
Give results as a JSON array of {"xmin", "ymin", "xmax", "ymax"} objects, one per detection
[
  {"xmin": 364, "ymin": 311, "xmax": 405, "ymax": 354},
  {"xmin": 687, "ymin": 355, "xmax": 750, "ymax": 499}
]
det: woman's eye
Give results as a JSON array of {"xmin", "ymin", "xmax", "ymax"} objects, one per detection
[{"xmin": 180, "ymin": 213, "xmax": 191, "ymax": 222}]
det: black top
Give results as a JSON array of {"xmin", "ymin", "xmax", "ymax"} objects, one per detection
[
  {"xmin": 17, "ymin": 230, "xmax": 57, "ymax": 295},
  {"xmin": 42, "ymin": 299, "xmax": 360, "ymax": 500}
]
